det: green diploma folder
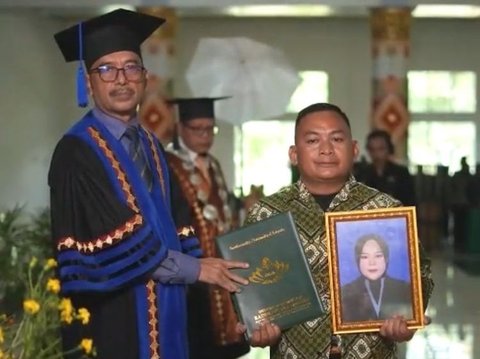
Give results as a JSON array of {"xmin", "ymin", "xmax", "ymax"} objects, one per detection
[{"xmin": 215, "ymin": 211, "xmax": 324, "ymax": 338}]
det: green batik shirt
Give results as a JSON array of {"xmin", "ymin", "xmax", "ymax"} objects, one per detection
[{"xmin": 244, "ymin": 176, "xmax": 434, "ymax": 359}]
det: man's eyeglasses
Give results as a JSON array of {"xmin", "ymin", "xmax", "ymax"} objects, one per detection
[
  {"xmin": 183, "ymin": 124, "xmax": 219, "ymax": 136},
  {"xmin": 89, "ymin": 64, "xmax": 145, "ymax": 83}
]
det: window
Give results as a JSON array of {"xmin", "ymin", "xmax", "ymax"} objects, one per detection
[
  {"xmin": 408, "ymin": 71, "xmax": 476, "ymax": 113},
  {"xmin": 287, "ymin": 71, "xmax": 328, "ymax": 113},
  {"xmin": 408, "ymin": 121, "xmax": 476, "ymax": 175},
  {"xmin": 235, "ymin": 71, "xmax": 328, "ymax": 196},
  {"xmin": 407, "ymin": 71, "xmax": 477, "ymax": 174},
  {"xmin": 235, "ymin": 121, "xmax": 295, "ymax": 196}
]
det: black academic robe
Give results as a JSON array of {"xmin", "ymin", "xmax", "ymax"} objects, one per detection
[
  {"xmin": 341, "ymin": 276, "xmax": 412, "ymax": 322},
  {"xmin": 48, "ymin": 112, "xmax": 189, "ymax": 359},
  {"xmin": 362, "ymin": 161, "xmax": 416, "ymax": 206}
]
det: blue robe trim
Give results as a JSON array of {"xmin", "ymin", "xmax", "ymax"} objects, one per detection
[
  {"xmin": 180, "ymin": 236, "xmax": 203, "ymax": 258},
  {"xmin": 177, "ymin": 226, "xmax": 202, "ymax": 258},
  {"xmin": 61, "ymin": 111, "xmax": 188, "ymax": 359},
  {"xmin": 59, "ymin": 235, "xmax": 161, "ymax": 291},
  {"xmin": 58, "ymin": 224, "xmax": 151, "ymax": 264}
]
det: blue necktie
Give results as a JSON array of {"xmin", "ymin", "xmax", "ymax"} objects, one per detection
[{"xmin": 124, "ymin": 125, "xmax": 153, "ymax": 191}]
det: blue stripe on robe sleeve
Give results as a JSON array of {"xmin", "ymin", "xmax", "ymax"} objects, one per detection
[
  {"xmin": 57, "ymin": 222, "xmax": 167, "ymax": 293},
  {"xmin": 179, "ymin": 235, "xmax": 203, "ymax": 258}
]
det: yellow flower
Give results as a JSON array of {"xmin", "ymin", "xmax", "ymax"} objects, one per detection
[
  {"xmin": 0, "ymin": 326, "xmax": 3, "ymax": 343},
  {"xmin": 80, "ymin": 338, "xmax": 93, "ymax": 354},
  {"xmin": 44, "ymin": 258, "xmax": 57, "ymax": 270},
  {"xmin": 29, "ymin": 257, "xmax": 38, "ymax": 268},
  {"xmin": 59, "ymin": 298, "xmax": 73, "ymax": 324},
  {"xmin": 46, "ymin": 278, "xmax": 61, "ymax": 294},
  {"xmin": 58, "ymin": 297, "xmax": 72, "ymax": 311},
  {"xmin": 23, "ymin": 299, "xmax": 40, "ymax": 315},
  {"xmin": 77, "ymin": 308, "xmax": 90, "ymax": 325}
]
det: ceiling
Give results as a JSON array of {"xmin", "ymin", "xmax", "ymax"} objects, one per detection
[{"xmin": 2, "ymin": 0, "xmax": 480, "ymax": 19}]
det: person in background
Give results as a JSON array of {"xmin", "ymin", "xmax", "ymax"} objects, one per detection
[
  {"xmin": 241, "ymin": 103, "xmax": 433, "ymax": 358},
  {"xmin": 467, "ymin": 163, "xmax": 480, "ymax": 208},
  {"xmin": 166, "ymin": 97, "xmax": 250, "ymax": 359},
  {"xmin": 449, "ymin": 156, "xmax": 472, "ymax": 253},
  {"xmin": 49, "ymin": 10, "xmax": 249, "ymax": 359},
  {"xmin": 362, "ymin": 129, "xmax": 416, "ymax": 206}
]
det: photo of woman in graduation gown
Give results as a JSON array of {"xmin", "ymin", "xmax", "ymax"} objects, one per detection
[{"xmin": 341, "ymin": 234, "xmax": 413, "ymax": 322}]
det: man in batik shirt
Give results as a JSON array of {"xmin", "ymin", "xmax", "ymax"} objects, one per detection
[{"xmin": 243, "ymin": 103, "xmax": 434, "ymax": 358}]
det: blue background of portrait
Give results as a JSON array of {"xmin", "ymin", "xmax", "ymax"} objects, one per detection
[{"xmin": 336, "ymin": 217, "xmax": 411, "ymax": 286}]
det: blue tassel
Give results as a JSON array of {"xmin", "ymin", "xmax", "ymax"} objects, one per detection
[
  {"xmin": 76, "ymin": 21, "xmax": 88, "ymax": 108},
  {"xmin": 76, "ymin": 65, "xmax": 88, "ymax": 108}
]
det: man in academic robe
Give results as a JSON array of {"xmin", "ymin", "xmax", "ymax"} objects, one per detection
[
  {"xmin": 49, "ymin": 9, "xmax": 249, "ymax": 359},
  {"xmin": 165, "ymin": 98, "xmax": 250, "ymax": 359}
]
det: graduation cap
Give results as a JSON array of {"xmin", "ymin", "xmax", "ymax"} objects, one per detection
[
  {"xmin": 54, "ymin": 8, "xmax": 165, "ymax": 108},
  {"xmin": 168, "ymin": 97, "xmax": 230, "ymax": 123}
]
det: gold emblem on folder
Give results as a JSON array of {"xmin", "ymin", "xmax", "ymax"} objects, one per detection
[{"xmin": 249, "ymin": 257, "xmax": 289, "ymax": 285}]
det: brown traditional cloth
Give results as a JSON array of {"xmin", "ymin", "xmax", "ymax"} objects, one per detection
[
  {"xmin": 245, "ymin": 176, "xmax": 434, "ymax": 359},
  {"xmin": 167, "ymin": 148, "xmax": 249, "ymax": 359}
]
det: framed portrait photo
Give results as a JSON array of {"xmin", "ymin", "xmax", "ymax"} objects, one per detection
[{"xmin": 325, "ymin": 206, "xmax": 424, "ymax": 334}]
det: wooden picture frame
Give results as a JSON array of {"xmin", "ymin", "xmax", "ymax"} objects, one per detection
[{"xmin": 325, "ymin": 206, "xmax": 424, "ymax": 334}]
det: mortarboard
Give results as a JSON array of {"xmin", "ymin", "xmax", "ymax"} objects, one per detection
[
  {"xmin": 168, "ymin": 97, "xmax": 230, "ymax": 123},
  {"xmin": 54, "ymin": 8, "xmax": 165, "ymax": 108}
]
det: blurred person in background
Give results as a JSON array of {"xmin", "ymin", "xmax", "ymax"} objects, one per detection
[
  {"xmin": 362, "ymin": 129, "xmax": 416, "ymax": 206},
  {"xmin": 166, "ymin": 97, "xmax": 250, "ymax": 359}
]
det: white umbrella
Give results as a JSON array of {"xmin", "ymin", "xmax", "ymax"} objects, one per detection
[{"xmin": 186, "ymin": 37, "xmax": 301, "ymax": 126}]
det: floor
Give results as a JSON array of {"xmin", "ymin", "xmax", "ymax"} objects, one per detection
[
  {"xmin": 240, "ymin": 237, "xmax": 480, "ymax": 359},
  {"xmin": 401, "ymin": 249, "xmax": 480, "ymax": 359}
]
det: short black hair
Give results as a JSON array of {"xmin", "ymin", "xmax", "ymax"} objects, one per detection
[
  {"xmin": 354, "ymin": 233, "xmax": 389, "ymax": 267},
  {"xmin": 366, "ymin": 129, "xmax": 394, "ymax": 155},
  {"xmin": 295, "ymin": 103, "xmax": 351, "ymax": 131}
]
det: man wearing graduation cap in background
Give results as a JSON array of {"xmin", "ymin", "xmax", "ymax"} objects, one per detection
[
  {"xmin": 166, "ymin": 98, "xmax": 250, "ymax": 359},
  {"xmin": 49, "ymin": 9, "xmax": 252, "ymax": 359}
]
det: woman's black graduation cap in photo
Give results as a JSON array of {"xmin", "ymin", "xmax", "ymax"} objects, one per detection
[{"xmin": 53, "ymin": 8, "xmax": 165, "ymax": 108}]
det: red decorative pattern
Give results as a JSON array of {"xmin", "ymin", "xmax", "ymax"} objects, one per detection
[
  {"xmin": 57, "ymin": 214, "xmax": 142, "ymax": 252},
  {"xmin": 146, "ymin": 280, "xmax": 161, "ymax": 359},
  {"xmin": 88, "ymin": 127, "xmax": 139, "ymax": 212},
  {"xmin": 167, "ymin": 156, "xmax": 210, "ymax": 251},
  {"xmin": 88, "ymin": 127, "xmax": 161, "ymax": 357},
  {"xmin": 167, "ymin": 153, "xmax": 242, "ymax": 346},
  {"xmin": 380, "ymin": 104, "xmax": 403, "ymax": 131}
]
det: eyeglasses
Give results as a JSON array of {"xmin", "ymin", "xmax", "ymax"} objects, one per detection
[
  {"xmin": 183, "ymin": 124, "xmax": 219, "ymax": 136},
  {"xmin": 89, "ymin": 64, "xmax": 145, "ymax": 83}
]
